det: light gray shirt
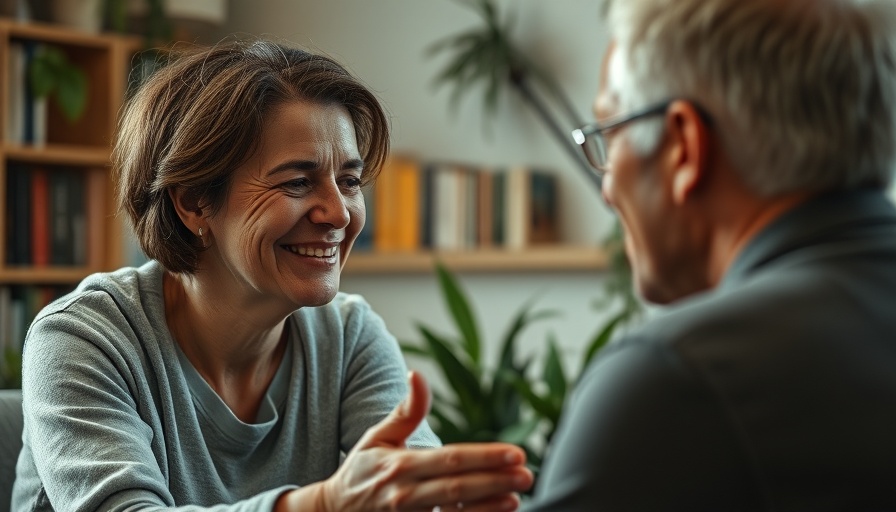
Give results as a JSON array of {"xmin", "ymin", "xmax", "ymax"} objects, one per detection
[{"xmin": 12, "ymin": 261, "xmax": 438, "ymax": 512}]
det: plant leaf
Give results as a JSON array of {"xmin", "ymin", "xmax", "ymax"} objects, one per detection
[
  {"xmin": 435, "ymin": 263, "xmax": 481, "ymax": 366},
  {"xmin": 543, "ymin": 335, "xmax": 567, "ymax": 406},
  {"xmin": 2, "ymin": 348, "xmax": 22, "ymax": 389},
  {"xmin": 507, "ymin": 371, "xmax": 561, "ymax": 424},
  {"xmin": 28, "ymin": 48, "xmax": 58, "ymax": 98},
  {"xmin": 429, "ymin": 402, "xmax": 466, "ymax": 443},
  {"xmin": 418, "ymin": 325, "xmax": 484, "ymax": 424},
  {"xmin": 398, "ymin": 342, "xmax": 429, "ymax": 358},
  {"xmin": 55, "ymin": 65, "xmax": 88, "ymax": 122},
  {"xmin": 498, "ymin": 417, "xmax": 540, "ymax": 445},
  {"xmin": 581, "ymin": 308, "xmax": 629, "ymax": 373}
]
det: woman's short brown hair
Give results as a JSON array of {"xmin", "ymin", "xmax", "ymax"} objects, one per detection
[{"xmin": 113, "ymin": 40, "xmax": 390, "ymax": 274}]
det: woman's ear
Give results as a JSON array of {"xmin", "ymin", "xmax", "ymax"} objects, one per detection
[
  {"xmin": 167, "ymin": 187, "xmax": 205, "ymax": 232},
  {"xmin": 665, "ymin": 100, "xmax": 711, "ymax": 205}
]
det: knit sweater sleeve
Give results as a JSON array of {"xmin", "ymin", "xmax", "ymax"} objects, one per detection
[{"xmin": 335, "ymin": 294, "xmax": 441, "ymax": 451}]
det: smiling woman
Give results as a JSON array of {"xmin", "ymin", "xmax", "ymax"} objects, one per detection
[{"xmin": 11, "ymin": 40, "xmax": 532, "ymax": 512}]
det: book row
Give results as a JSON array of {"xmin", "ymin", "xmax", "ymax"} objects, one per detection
[
  {"xmin": 5, "ymin": 40, "xmax": 48, "ymax": 146},
  {"xmin": 4, "ymin": 163, "xmax": 90, "ymax": 267},
  {"xmin": 355, "ymin": 155, "xmax": 559, "ymax": 253}
]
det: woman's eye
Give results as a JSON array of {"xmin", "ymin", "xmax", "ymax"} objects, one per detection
[
  {"xmin": 281, "ymin": 178, "xmax": 311, "ymax": 191},
  {"xmin": 341, "ymin": 176, "xmax": 362, "ymax": 189}
]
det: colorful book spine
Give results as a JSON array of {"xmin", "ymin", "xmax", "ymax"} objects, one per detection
[{"xmin": 30, "ymin": 167, "xmax": 50, "ymax": 267}]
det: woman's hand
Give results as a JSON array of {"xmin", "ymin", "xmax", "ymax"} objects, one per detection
[{"xmin": 281, "ymin": 371, "xmax": 533, "ymax": 512}]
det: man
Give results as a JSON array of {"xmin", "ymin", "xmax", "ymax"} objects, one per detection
[{"xmin": 523, "ymin": 0, "xmax": 896, "ymax": 510}]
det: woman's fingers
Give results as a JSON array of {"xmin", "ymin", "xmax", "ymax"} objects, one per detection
[
  {"xmin": 426, "ymin": 467, "xmax": 532, "ymax": 505},
  {"xmin": 396, "ymin": 466, "xmax": 532, "ymax": 510},
  {"xmin": 383, "ymin": 442, "xmax": 529, "ymax": 480}
]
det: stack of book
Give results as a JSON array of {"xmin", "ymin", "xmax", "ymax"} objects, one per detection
[
  {"xmin": 4, "ymin": 164, "xmax": 90, "ymax": 267},
  {"xmin": 355, "ymin": 154, "xmax": 559, "ymax": 253}
]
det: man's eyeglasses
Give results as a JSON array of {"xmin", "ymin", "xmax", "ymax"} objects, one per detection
[{"xmin": 571, "ymin": 101, "xmax": 672, "ymax": 177}]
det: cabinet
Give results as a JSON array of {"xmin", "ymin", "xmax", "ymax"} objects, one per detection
[{"xmin": 0, "ymin": 19, "xmax": 139, "ymax": 285}]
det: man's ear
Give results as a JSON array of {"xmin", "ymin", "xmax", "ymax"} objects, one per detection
[
  {"xmin": 167, "ymin": 187, "xmax": 205, "ymax": 232},
  {"xmin": 664, "ymin": 100, "xmax": 711, "ymax": 205}
]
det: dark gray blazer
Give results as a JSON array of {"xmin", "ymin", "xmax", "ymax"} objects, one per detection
[{"xmin": 524, "ymin": 189, "xmax": 896, "ymax": 511}]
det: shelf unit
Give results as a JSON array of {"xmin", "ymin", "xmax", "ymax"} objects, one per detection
[
  {"xmin": 0, "ymin": 19, "xmax": 140, "ymax": 285},
  {"xmin": 343, "ymin": 245, "xmax": 608, "ymax": 274}
]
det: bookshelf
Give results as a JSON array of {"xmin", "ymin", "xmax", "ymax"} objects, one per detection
[
  {"xmin": 1, "ymin": 20, "xmax": 140, "ymax": 382},
  {"xmin": 346, "ymin": 153, "xmax": 609, "ymax": 275},
  {"xmin": 1, "ymin": 19, "xmax": 139, "ymax": 284}
]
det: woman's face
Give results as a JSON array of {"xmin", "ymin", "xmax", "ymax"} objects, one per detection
[{"xmin": 203, "ymin": 100, "xmax": 365, "ymax": 311}]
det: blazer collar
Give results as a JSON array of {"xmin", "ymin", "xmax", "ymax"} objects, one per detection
[{"xmin": 719, "ymin": 187, "xmax": 896, "ymax": 291}]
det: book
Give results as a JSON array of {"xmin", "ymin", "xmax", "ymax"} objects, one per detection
[
  {"xmin": 419, "ymin": 163, "xmax": 436, "ymax": 250},
  {"xmin": 373, "ymin": 155, "xmax": 400, "ymax": 251},
  {"xmin": 529, "ymin": 170, "xmax": 559, "ymax": 245},
  {"xmin": 5, "ymin": 42, "xmax": 25, "ymax": 144},
  {"xmin": 432, "ymin": 162, "xmax": 465, "ymax": 251},
  {"xmin": 491, "ymin": 170, "xmax": 507, "ymax": 246},
  {"xmin": 477, "ymin": 169, "xmax": 494, "ymax": 248},
  {"xmin": 461, "ymin": 166, "xmax": 479, "ymax": 249},
  {"xmin": 23, "ymin": 41, "xmax": 48, "ymax": 146},
  {"xmin": 505, "ymin": 166, "xmax": 559, "ymax": 249},
  {"xmin": 69, "ymin": 170, "xmax": 88, "ymax": 266},
  {"xmin": 5, "ymin": 164, "xmax": 32, "ymax": 265},
  {"xmin": 30, "ymin": 167, "xmax": 50, "ymax": 267},
  {"xmin": 49, "ymin": 169, "xmax": 74, "ymax": 265},
  {"xmin": 393, "ymin": 155, "xmax": 421, "ymax": 251}
]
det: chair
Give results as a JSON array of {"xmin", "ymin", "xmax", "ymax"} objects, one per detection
[{"xmin": 0, "ymin": 389, "xmax": 23, "ymax": 512}]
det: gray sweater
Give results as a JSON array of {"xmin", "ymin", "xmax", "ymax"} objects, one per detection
[{"xmin": 12, "ymin": 261, "xmax": 439, "ymax": 512}]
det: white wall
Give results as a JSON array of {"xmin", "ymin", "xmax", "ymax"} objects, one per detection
[{"xmin": 215, "ymin": 0, "xmax": 617, "ymax": 368}]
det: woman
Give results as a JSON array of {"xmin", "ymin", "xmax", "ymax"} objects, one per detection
[{"xmin": 11, "ymin": 40, "xmax": 531, "ymax": 512}]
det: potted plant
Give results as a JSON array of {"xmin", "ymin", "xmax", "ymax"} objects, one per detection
[
  {"xmin": 401, "ymin": 262, "xmax": 640, "ymax": 476},
  {"xmin": 28, "ymin": 44, "xmax": 87, "ymax": 123}
]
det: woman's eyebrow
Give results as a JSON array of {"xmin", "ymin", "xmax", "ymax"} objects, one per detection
[{"xmin": 267, "ymin": 158, "xmax": 365, "ymax": 176}]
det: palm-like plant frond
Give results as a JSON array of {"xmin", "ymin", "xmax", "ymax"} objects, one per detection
[{"xmin": 428, "ymin": 0, "xmax": 599, "ymax": 188}]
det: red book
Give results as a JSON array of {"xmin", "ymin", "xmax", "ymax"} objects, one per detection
[{"xmin": 30, "ymin": 167, "xmax": 50, "ymax": 267}]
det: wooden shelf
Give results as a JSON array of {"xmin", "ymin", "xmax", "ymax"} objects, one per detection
[
  {"xmin": 0, "ymin": 18, "xmax": 141, "ymax": 48},
  {"xmin": 0, "ymin": 266, "xmax": 97, "ymax": 284},
  {"xmin": 3, "ymin": 143, "xmax": 110, "ymax": 166},
  {"xmin": 343, "ymin": 246, "xmax": 608, "ymax": 274},
  {"xmin": 1, "ymin": 20, "xmax": 135, "ymax": 286}
]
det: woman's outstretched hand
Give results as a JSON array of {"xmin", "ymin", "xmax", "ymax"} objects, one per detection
[{"xmin": 280, "ymin": 371, "xmax": 533, "ymax": 512}]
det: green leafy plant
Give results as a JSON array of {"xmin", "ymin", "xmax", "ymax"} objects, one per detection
[
  {"xmin": 29, "ymin": 45, "xmax": 87, "ymax": 122},
  {"xmin": 401, "ymin": 263, "xmax": 558, "ymax": 457},
  {"xmin": 507, "ymin": 305, "xmax": 631, "ymax": 452},
  {"xmin": 1, "ymin": 348, "xmax": 22, "ymax": 390},
  {"xmin": 401, "ymin": 262, "xmax": 640, "ymax": 471}
]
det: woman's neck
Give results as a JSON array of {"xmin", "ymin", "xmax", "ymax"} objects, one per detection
[{"xmin": 163, "ymin": 270, "xmax": 288, "ymax": 422}]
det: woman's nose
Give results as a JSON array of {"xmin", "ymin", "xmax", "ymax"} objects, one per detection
[{"xmin": 309, "ymin": 181, "xmax": 350, "ymax": 228}]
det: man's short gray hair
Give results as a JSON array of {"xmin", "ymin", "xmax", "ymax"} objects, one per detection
[{"xmin": 604, "ymin": 0, "xmax": 896, "ymax": 197}]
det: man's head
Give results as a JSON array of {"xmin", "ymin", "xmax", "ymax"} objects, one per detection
[{"xmin": 593, "ymin": 0, "xmax": 896, "ymax": 303}]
